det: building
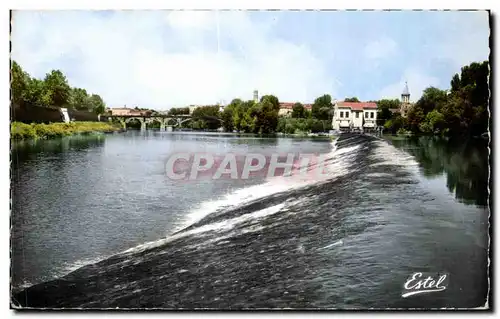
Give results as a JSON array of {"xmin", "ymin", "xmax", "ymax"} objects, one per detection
[
  {"xmin": 400, "ymin": 82, "xmax": 412, "ymax": 117},
  {"xmin": 331, "ymin": 101, "xmax": 378, "ymax": 131},
  {"xmin": 109, "ymin": 107, "xmax": 145, "ymax": 116},
  {"xmin": 387, "ymin": 82, "xmax": 413, "ymax": 118},
  {"xmin": 278, "ymin": 102, "xmax": 313, "ymax": 116}
]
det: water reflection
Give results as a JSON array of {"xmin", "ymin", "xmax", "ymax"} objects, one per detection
[
  {"xmin": 388, "ymin": 135, "xmax": 489, "ymax": 207},
  {"xmin": 11, "ymin": 134, "xmax": 107, "ymax": 166}
]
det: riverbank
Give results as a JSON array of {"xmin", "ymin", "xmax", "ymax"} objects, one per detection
[{"xmin": 11, "ymin": 121, "xmax": 122, "ymax": 140}]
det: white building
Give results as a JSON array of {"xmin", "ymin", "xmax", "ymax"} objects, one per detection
[{"xmin": 331, "ymin": 101, "xmax": 378, "ymax": 131}]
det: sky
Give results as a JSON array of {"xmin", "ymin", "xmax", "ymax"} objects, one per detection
[{"xmin": 11, "ymin": 10, "xmax": 490, "ymax": 110}]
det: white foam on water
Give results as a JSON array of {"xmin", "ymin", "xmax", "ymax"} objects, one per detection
[
  {"xmin": 59, "ymin": 256, "xmax": 106, "ymax": 276},
  {"xmin": 370, "ymin": 140, "xmax": 419, "ymax": 169},
  {"xmin": 123, "ymin": 202, "xmax": 287, "ymax": 255},
  {"xmin": 52, "ymin": 138, "xmax": 363, "ymax": 275},
  {"xmin": 181, "ymin": 139, "xmax": 357, "ymax": 231},
  {"xmin": 15, "ymin": 280, "xmax": 35, "ymax": 290},
  {"xmin": 318, "ymin": 239, "xmax": 344, "ymax": 250}
]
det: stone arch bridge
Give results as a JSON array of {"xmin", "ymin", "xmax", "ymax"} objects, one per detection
[{"xmin": 108, "ymin": 114, "xmax": 222, "ymax": 131}]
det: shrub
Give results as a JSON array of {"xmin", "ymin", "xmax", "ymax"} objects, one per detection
[
  {"xmin": 11, "ymin": 121, "xmax": 120, "ymax": 140},
  {"xmin": 11, "ymin": 122, "xmax": 36, "ymax": 139}
]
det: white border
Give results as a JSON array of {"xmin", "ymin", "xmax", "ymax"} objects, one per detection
[{"xmin": 2, "ymin": 0, "xmax": 497, "ymax": 318}]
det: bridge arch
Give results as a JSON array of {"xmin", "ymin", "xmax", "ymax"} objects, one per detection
[{"xmin": 144, "ymin": 117, "xmax": 166, "ymax": 130}]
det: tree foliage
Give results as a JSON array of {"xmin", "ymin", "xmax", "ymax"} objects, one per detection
[
  {"xmin": 168, "ymin": 107, "xmax": 190, "ymax": 116},
  {"xmin": 259, "ymin": 95, "xmax": 280, "ymax": 112},
  {"xmin": 43, "ymin": 70, "xmax": 71, "ymax": 107},
  {"xmin": 312, "ymin": 94, "xmax": 332, "ymax": 120},
  {"xmin": 376, "ymin": 99, "xmax": 400, "ymax": 126},
  {"xmin": 381, "ymin": 60, "xmax": 489, "ymax": 137},
  {"xmin": 291, "ymin": 103, "xmax": 306, "ymax": 118},
  {"xmin": 10, "ymin": 61, "xmax": 107, "ymax": 114},
  {"xmin": 191, "ymin": 106, "xmax": 221, "ymax": 130},
  {"xmin": 344, "ymin": 97, "xmax": 360, "ymax": 102}
]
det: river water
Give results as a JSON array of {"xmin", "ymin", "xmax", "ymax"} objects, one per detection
[{"xmin": 11, "ymin": 131, "xmax": 490, "ymax": 309}]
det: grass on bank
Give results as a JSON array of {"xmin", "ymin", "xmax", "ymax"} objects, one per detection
[{"xmin": 11, "ymin": 121, "xmax": 122, "ymax": 140}]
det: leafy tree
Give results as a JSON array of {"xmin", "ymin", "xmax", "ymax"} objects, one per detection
[
  {"xmin": 451, "ymin": 73, "xmax": 460, "ymax": 92},
  {"xmin": 291, "ymin": 102, "xmax": 306, "ymax": 118},
  {"xmin": 417, "ymin": 87, "xmax": 448, "ymax": 113},
  {"xmin": 254, "ymin": 100, "xmax": 279, "ymax": 134},
  {"xmin": 70, "ymin": 88, "xmax": 91, "ymax": 111},
  {"xmin": 312, "ymin": 94, "xmax": 332, "ymax": 120},
  {"xmin": 168, "ymin": 107, "xmax": 190, "ymax": 116},
  {"xmin": 384, "ymin": 114, "xmax": 406, "ymax": 134},
  {"xmin": 344, "ymin": 97, "xmax": 360, "ymax": 102},
  {"xmin": 222, "ymin": 107, "xmax": 234, "ymax": 132},
  {"xmin": 11, "ymin": 61, "xmax": 30, "ymax": 107},
  {"xmin": 43, "ymin": 70, "xmax": 71, "ymax": 107},
  {"xmin": 406, "ymin": 104, "xmax": 425, "ymax": 133},
  {"xmin": 24, "ymin": 78, "xmax": 52, "ymax": 107},
  {"xmin": 419, "ymin": 110, "xmax": 445, "ymax": 134},
  {"xmin": 376, "ymin": 99, "xmax": 400, "ymax": 126},
  {"xmin": 260, "ymin": 95, "xmax": 280, "ymax": 112},
  {"xmin": 192, "ymin": 105, "xmax": 221, "ymax": 130},
  {"xmin": 377, "ymin": 99, "xmax": 400, "ymax": 110},
  {"xmin": 88, "ymin": 94, "xmax": 106, "ymax": 114},
  {"xmin": 406, "ymin": 60, "xmax": 489, "ymax": 137}
]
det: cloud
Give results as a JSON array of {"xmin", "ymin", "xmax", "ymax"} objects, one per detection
[
  {"xmin": 10, "ymin": 10, "xmax": 490, "ymax": 109},
  {"xmin": 166, "ymin": 10, "xmax": 214, "ymax": 30},
  {"xmin": 11, "ymin": 10, "xmax": 337, "ymax": 109},
  {"xmin": 364, "ymin": 36, "xmax": 398, "ymax": 60},
  {"xmin": 434, "ymin": 11, "xmax": 490, "ymax": 68},
  {"xmin": 378, "ymin": 67, "xmax": 441, "ymax": 101}
]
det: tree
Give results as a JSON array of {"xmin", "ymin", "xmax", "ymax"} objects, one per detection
[
  {"xmin": 406, "ymin": 104, "xmax": 425, "ymax": 133},
  {"xmin": 222, "ymin": 107, "xmax": 234, "ymax": 132},
  {"xmin": 11, "ymin": 61, "xmax": 109, "ymax": 117},
  {"xmin": 254, "ymin": 100, "xmax": 279, "ymax": 134},
  {"xmin": 291, "ymin": 102, "xmax": 306, "ymax": 118},
  {"xmin": 70, "ymin": 88, "xmax": 91, "ymax": 111},
  {"xmin": 451, "ymin": 73, "xmax": 460, "ymax": 92},
  {"xmin": 344, "ymin": 97, "xmax": 360, "ymax": 102},
  {"xmin": 168, "ymin": 107, "xmax": 190, "ymax": 116},
  {"xmin": 417, "ymin": 87, "xmax": 448, "ymax": 113},
  {"xmin": 260, "ymin": 95, "xmax": 280, "ymax": 112},
  {"xmin": 377, "ymin": 99, "xmax": 400, "ymax": 110},
  {"xmin": 420, "ymin": 109, "xmax": 445, "ymax": 134},
  {"xmin": 312, "ymin": 94, "xmax": 332, "ymax": 120},
  {"xmin": 377, "ymin": 99, "xmax": 400, "ymax": 126},
  {"xmin": 43, "ymin": 70, "xmax": 71, "ymax": 107},
  {"xmin": 24, "ymin": 78, "xmax": 51, "ymax": 107},
  {"xmin": 192, "ymin": 105, "xmax": 221, "ymax": 130},
  {"xmin": 10, "ymin": 61, "xmax": 30, "ymax": 107},
  {"xmin": 88, "ymin": 94, "xmax": 106, "ymax": 114},
  {"xmin": 384, "ymin": 114, "xmax": 406, "ymax": 134}
]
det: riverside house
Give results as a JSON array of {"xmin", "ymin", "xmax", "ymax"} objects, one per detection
[
  {"xmin": 331, "ymin": 101, "xmax": 378, "ymax": 132},
  {"xmin": 278, "ymin": 102, "xmax": 313, "ymax": 116},
  {"xmin": 109, "ymin": 107, "xmax": 145, "ymax": 116}
]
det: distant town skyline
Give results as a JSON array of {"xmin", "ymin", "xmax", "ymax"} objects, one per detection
[{"xmin": 11, "ymin": 10, "xmax": 490, "ymax": 110}]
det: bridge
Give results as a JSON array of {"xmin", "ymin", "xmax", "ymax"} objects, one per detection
[{"xmin": 107, "ymin": 114, "xmax": 223, "ymax": 131}]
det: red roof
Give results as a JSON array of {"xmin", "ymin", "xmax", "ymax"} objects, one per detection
[
  {"xmin": 279, "ymin": 102, "xmax": 313, "ymax": 110},
  {"xmin": 337, "ymin": 102, "xmax": 377, "ymax": 111}
]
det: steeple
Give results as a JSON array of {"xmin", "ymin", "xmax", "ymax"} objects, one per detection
[{"xmin": 401, "ymin": 81, "xmax": 410, "ymax": 103}]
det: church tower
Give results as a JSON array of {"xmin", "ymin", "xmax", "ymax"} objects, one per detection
[
  {"xmin": 401, "ymin": 81, "xmax": 410, "ymax": 104},
  {"xmin": 253, "ymin": 89, "xmax": 259, "ymax": 103},
  {"xmin": 400, "ymin": 82, "xmax": 411, "ymax": 117}
]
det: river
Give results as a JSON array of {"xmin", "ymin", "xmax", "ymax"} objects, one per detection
[{"xmin": 11, "ymin": 131, "xmax": 490, "ymax": 309}]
